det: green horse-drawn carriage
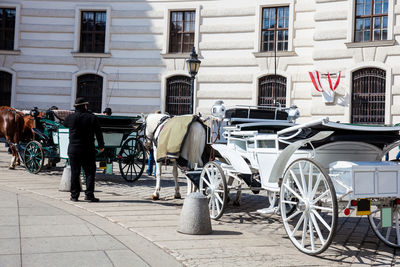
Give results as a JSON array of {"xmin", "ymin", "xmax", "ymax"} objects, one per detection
[{"xmin": 23, "ymin": 111, "xmax": 146, "ymax": 182}]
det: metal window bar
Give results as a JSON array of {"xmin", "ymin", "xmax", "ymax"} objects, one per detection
[
  {"xmin": 258, "ymin": 75, "xmax": 287, "ymax": 108},
  {"xmin": 77, "ymin": 74, "xmax": 103, "ymax": 113},
  {"xmin": 166, "ymin": 76, "xmax": 192, "ymax": 115},
  {"xmin": 351, "ymin": 68, "xmax": 385, "ymax": 124}
]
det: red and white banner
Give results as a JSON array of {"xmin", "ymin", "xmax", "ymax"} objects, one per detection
[
  {"xmin": 309, "ymin": 71, "xmax": 342, "ymax": 92},
  {"xmin": 309, "ymin": 70, "xmax": 342, "ymax": 103}
]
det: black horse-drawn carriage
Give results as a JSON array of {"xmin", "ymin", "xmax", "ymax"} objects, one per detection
[{"xmin": 23, "ymin": 109, "xmax": 146, "ymax": 182}]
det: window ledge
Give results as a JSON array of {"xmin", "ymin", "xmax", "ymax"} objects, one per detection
[
  {"xmin": 71, "ymin": 52, "xmax": 111, "ymax": 58},
  {"xmin": 0, "ymin": 50, "xmax": 21, "ymax": 55},
  {"xmin": 345, "ymin": 40, "xmax": 396, "ymax": 48},
  {"xmin": 161, "ymin": 53, "xmax": 191, "ymax": 59},
  {"xmin": 253, "ymin": 51, "xmax": 297, "ymax": 58}
]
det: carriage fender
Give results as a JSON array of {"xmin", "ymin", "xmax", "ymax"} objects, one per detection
[
  {"xmin": 211, "ymin": 144, "xmax": 252, "ymax": 174},
  {"xmin": 268, "ymin": 131, "xmax": 334, "ymax": 183}
]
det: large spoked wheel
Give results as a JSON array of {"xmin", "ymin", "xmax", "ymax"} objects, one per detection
[
  {"xmin": 280, "ymin": 158, "xmax": 338, "ymax": 255},
  {"xmin": 199, "ymin": 161, "xmax": 228, "ymax": 220},
  {"xmin": 24, "ymin": 141, "xmax": 44, "ymax": 174},
  {"xmin": 118, "ymin": 137, "xmax": 146, "ymax": 182},
  {"xmin": 368, "ymin": 203, "xmax": 400, "ymax": 248}
]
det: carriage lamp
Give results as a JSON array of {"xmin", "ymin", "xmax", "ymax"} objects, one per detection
[
  {"xmin": 211, "ymin": 100, "xmax": 226, "ymax": 120},
  {"xmin": 186, "ymin": 47, "xmax": 201, "ymax": 114},
  {"xmin": 287, "ymin": 105, "xmax": 300, "ymax": 123}
]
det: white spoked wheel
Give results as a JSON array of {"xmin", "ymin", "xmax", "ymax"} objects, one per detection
[
  {"xmin": 199, "ymin": 161, "xmax": 228, "ymax": 220},
  {"xmin": 368, "ymin": 204, "xmax": 400, "ymax": 248},
  {"xmin": 280, "ymin": 158, "xmax": 338, "ymax": 255}
]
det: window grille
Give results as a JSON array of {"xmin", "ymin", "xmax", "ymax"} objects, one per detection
[
  {"xmin": 80, "ymin": 11, "xmax": 106, "ymax": 53},
  {"xmin": 77, "ymin": 74, "xmax": 103, "ymax": 113},
  {"xmin": 355, "ymin": 0, "xmax": 388, "ymax": 42},
  {"xmin": 261, "ymin": 6, "xmax": 289, "ymax": 52},
  {"xmin": 0, "ymin": 8, "xmax": 16, "ymax": 50},
  {"xmin": 258, "ymin": 75, "xmax": 287, "ymax": 107},
  {"xmin": 0, "ymin": 71, "xmax": 12, "ymax": 106},
  {"xmin": 166, "ymin": 76, "xmax": 192, "ymax": 115},
  {"xmin": 351, "ymin": 68, "xmax": 386, "ymax": 124},
  {"xmin": 169, "ymin": 11, "xmax": 195, "ymax": 53}
]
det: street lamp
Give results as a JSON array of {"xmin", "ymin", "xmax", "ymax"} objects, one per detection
[{"xmin": 186, "ymin": 47, "xmax": 201, "ymax": 114}]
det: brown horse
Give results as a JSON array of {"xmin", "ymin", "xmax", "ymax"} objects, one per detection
[{"xmin": 0, "ymin": 106, "xmax": 35, "ymax": 169}]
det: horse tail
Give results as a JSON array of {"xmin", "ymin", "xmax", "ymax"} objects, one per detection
[{"xmin": 180, "ymin": 121, "xmax": 206, "ymax": 168}]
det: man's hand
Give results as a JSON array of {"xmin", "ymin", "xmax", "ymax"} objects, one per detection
[{"xmin": 99, "ymin": 148, "xmax": 105, "ymax": 153}]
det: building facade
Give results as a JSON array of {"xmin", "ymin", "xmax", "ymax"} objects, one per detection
[{"xmin": 0, "ymin": 0, "xmax": 399, "ymax": 124}]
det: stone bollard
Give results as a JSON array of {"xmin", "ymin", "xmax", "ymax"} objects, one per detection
[
  {"xmin": 178, "ymin": 192, "xmax": 212, "ymax": 235},
  {"xmin": 59, "ymin": 165, "xmax": 71, "ymax": 191}
]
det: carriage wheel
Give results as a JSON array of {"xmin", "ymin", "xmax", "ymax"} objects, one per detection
[
  {"xmin": 199, "ymin": 161, "xmax": 228, "ymax": 220},
  {"xmin": 24, "ymin": 141, "xmax": 44, "ymax": 174},
  {"xmin": 280, "ymin": 158, "xmax": 338, "ymax": 255},
  {"xmin": 118, "ymin": 137, "xmax": 146, "ymax": 182},
  {"xmin": 368, "ymin": 204, "xmax": 400, "ymax": 248}
]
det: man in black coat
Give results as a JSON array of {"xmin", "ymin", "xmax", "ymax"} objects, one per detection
[{"xmin": 64, "ymin": 97, "xmax": 105, "ymax": 202}]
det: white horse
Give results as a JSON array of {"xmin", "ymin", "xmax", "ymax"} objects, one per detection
[{"xmin": 145, "ymin": 113, "xmax": 207, "ymax": 200}]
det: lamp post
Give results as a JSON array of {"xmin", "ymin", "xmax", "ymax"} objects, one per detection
[{"xmin": 186, "ymin": 47, "xmax": 201, "ymax": 114}]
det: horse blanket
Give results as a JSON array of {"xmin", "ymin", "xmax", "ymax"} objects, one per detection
[{"xmin": 156, "ymin": 115, "xmax": 204, "ymax": 162}]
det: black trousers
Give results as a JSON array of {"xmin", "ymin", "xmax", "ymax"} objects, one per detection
[{"xmin": 68, "ymin": 152, "xmax": 96, "ymax": 199}]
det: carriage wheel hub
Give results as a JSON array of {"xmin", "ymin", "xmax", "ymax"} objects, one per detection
[{"xmin": 299, "ymin": 200, "xmax": 311, "ymax": 213}]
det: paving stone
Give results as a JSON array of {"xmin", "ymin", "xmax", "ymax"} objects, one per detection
[
  {"xmin": 22, "ymin": 251, "xmax": 113, "ymax": 267},
  {"xmin": 0, "ymin": 238, "xmax": 20, "ymax": 255},
  {"xmin": 0, "ymin": 225, "xmax": 19, "ymax": 239},
  {"xmin": 105, "ymin": 250, "xmax": 150, "ymax": 267},
  {"xmin": 0, "ymin": 216, "xmax": 19, "ymax": 226},
  {"xmin": 20, "ymin": 215, "xmax": 84, "ymax": 226},
  {"xmin": 20, "ymin": 224, "xmax": 107, "ymax": 238},
  {"xmin": 21, "ymin": 235, "xmax": 126, "ymax": 254},
  {"xmin": 0, "ymin": 254, "xmax": 20, "ymax": 267}
]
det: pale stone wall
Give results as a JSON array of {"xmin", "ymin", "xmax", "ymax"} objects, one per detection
[{"xmin": 0, "ymin": 0, "xmax": 399, "ymax": 123}]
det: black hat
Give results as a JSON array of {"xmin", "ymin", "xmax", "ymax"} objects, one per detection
[
  {"xmin": 74, "ymin": 97, "xmax": 89, "ymax": 107},
  {"xmin": 103, "ymin": 107, "xmax": 112, "ymax": 115}
]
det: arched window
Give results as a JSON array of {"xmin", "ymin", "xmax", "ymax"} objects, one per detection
[
  {"xmin": 258, "ymin": 75, "xmax": 287, "ymax": 107},
  {"xmin": 77, "ymin": 74, "xmax": 103, "ymax": 113},
  {"xmin": 351, "ymin": 68, "xmax": 386, "ymax": 124},
  {"xmin": 165, "ymin": 75, "xmax": 192, "ymax": 115},
  {"xmin": 0, "ymin": 71, "xmax": 12, "ymax": 106}
]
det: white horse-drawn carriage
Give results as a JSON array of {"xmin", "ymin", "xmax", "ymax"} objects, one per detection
[{"xmin": 198, "ymin": 103, "xmax": 400, "ymax": 255}]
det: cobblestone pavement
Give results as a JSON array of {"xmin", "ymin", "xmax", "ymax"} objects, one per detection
[{"xmin": 0, "ymin": 146, "xmax": 399, "ymax": 266}]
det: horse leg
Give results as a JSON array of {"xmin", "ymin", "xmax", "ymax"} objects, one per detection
[
  {"xmin": 172, "ymin": 161, "xmax": 181, "ymax": 199},
  {"xmin": 152, "ymin": 148, "xmax": 161, "ymax": 200},
  {"xmin": 8, "ymin": 143, "xmax": 17, "ymax": 169}
]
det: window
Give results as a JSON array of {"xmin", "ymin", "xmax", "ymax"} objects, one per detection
[
  {"xmin": 169, "ymin": 11, "xmax": 195, "ymax": 53},
  {"xmin": 165, "ymin": 76, "xmax": 192, "ymax": 115},
  {"xmin": 0, "ymin": 71, "xmax": 12, "ymax": 106},
  {"xmin": 355, "ymin": 0, "xmax": 388, "ymax": 42},
  {"xmin": 80, "ymin": 11, "xmax": 106, "ymax": 53},
  {"xmin": 261, "ymin": 6, "xmax": 289, "ymax": 52},
  {"xmin": 351, "ymin": 68, "xmax": 385, "ymax": 124},
  {"xmin": 258, "ymin": 75, "xmax": 287, "ymax": 107},
  {"xmin": 0, "ymin": 8, "xmax": 15, "ymax": 50},
  {"xmin": 77, "ymin": 74, "xmax": 103, "ymax": 113}
]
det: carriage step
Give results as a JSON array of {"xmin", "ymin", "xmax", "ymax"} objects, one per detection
[{"xmin": 257, "ymin": 207, "xmax": 278, "ymax": 214}]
